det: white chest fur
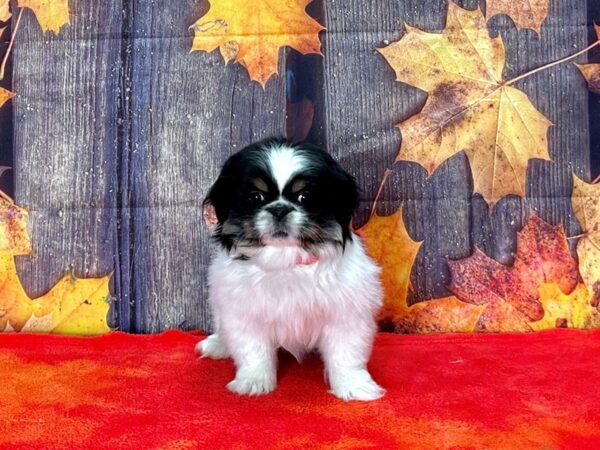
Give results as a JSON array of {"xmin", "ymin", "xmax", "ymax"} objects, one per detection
[{"xmin": 207, "ymin": 235, "xmax": 382, "ymax": 358}]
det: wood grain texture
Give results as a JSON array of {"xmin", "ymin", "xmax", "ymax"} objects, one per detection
[
  {"xmin": 319, "ymin": 0, "xmax": 590, "ymax": 302},
  {"xmin": 127, "ymin": 0, "xmax": 286, "ymax": 332},
  {"xmin": 11, "ymin": 0, "xmax": 592, "ymax": 332},
  {"xmin": 13, "ymin": 1, "xmax": 122, "ymax": 315}
]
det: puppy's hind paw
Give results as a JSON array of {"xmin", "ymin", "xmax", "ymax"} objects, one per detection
[
  {"xmin": 196, "ymin": 334, "xmax": 230, "ymax": 359},
  {"xmin": 330, "ymin": 369, "xmax": 385, "ymax": 402}
]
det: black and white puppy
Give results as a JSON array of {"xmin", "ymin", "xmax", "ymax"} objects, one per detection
[{"xmin": 197, "ymin": 138, "xmax": 384, "ymax": 401}]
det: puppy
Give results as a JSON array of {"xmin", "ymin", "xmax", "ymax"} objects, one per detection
[{"xmin": 197, "ymin": 138, "xmax": 385, "ymax": 401}]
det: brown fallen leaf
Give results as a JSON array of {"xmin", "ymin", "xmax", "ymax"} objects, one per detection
[
  {"xmin": 448, "ymin": 214, "xmax": 579, "ymax": 332},
  {"xmin": 572, "ymin": 176, "xmax": 600, "ymax": 307},
  {"xmin": 0, "ymin": 192, "xmax": 111, "ymax": 335},
  {"xmin": 378, "ymin": 3, "xmax": 552, "ymax": 205},
  {"xmin": 358, "ymin": 209, "xmax": 483, "ymax": 333},
  {"xmin": 530, "ymin": 283, "xmax": 600, "ymax": 331},
  {"xmin": 17, "ymin": 0, "xmax": 70, "ymax": 34},
  {"xmin": 190, "ymin": 0, "xmax": 323, "ymax": 87},
  {"xmin": 486, "ymin": 0, "xmax": 548, "ymax": 33},
  {"xmin": 576, "ymin": 64, "xmax": 600, "ymax": 95}
]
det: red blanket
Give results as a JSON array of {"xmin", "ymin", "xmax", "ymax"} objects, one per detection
[{"xmin": 1, "ymin": 329, "xmax": 599, "ymax": 449}]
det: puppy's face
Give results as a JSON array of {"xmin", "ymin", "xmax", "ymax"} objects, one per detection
[{"xmin": 205, "ymin": 139, "xmax": 358, "ymax": 252}]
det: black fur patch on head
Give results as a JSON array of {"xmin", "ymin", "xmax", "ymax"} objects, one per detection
[{"xmin": 204, "ymin": 138, "xmax": 359, "ymax": 251}]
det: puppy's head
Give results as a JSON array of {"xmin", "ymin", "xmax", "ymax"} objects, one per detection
[{"xmin": 204, "ymin": 138, "xmax": 358, "ymax": 252}]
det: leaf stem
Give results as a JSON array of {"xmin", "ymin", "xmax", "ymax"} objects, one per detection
[
  {"xmin": 592, "ymin": 172, "xmax": 600, "ymax": 185},
  {"xmin": 0, "ymin": 7, "xmax": 23, "ymax": 81},
  {"xmin": 567, "ymin": 232, "xmax": 588, "ymax": 240},
  {"xmin": 504, "ymin": 38, "xmax": 600, "ymax": 87},
  {"xmin": 370, "ymin": 168, "xmax": 392, "ymax": 218}
]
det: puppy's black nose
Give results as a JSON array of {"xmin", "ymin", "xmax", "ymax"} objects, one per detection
[{"xmin": 266, "ymin": 204, "xmax": 294, "ymax": 220}]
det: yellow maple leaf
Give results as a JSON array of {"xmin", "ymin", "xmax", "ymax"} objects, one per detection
[
  {"xmin": 357, "ymin": 209, "xmax": 483, "ymax": 333},
  {"xmin": 0, "ymin": 0, "xmax": 11, "ymax": 22},
  {"xmin": 0, "ymin": 192, "xmax": 111, "ymax": 335},
  {"xmin": 0, "ymin": 87, "xmax": 14, "ymax": 108},
  {"xmin": 486, "ymin": 0, "xmax": 548, "ymax": 33},
  {"xmin": 17, "ymin": 0, "xmax": 70, "ymax": 34},
  {"xmin": 576, "ymin": 63, "xmax": 600, "ymax": 95},
  {"xmin": 378, "ymin": 3, "xmax": 552, "ymax": 205},
  {"xmin": 572, "ymin": 176, "xmax": 600, "ymax": 306},
  {"xmin": 530, "ymin": 283, "xmax": 600, "ymax": 331},
  {"xmin": 190, "ymin": 0, "xmax": 323, "ymax": 87}
]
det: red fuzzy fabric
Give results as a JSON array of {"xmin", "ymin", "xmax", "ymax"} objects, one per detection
[{"xmin": 1, "ymin": 329, "xmax": 600, "ymax": 449}]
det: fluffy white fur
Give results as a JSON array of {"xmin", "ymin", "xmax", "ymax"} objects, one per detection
[
  {"xmin": 197, "ymin": 239, "xmax": 384, "ymax": 401},
  {"xmin": 197, "ymin": 141, "xmax": 385, "ymax": 401}
]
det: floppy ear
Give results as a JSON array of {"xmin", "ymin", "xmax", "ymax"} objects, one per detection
[
  {"xmin": 204, "ymin": 174, "xmax": 235, "ymax": 227},
  {"xmin": 332, "ymin": 166, "xmax": 359, "ymax": 227},
  {"xmin": 202, "ymin": 200, "xmax": 218, "ymax": 231}
]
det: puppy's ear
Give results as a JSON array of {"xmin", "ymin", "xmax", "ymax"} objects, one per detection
[
  {"xmin": 202, "ymin": 200, "xmax": 218, "ymax": 230},
  {"xmin": 332, "ymin": 166, "xmax": 359, "ymax": 227},
  {"xmin": 204, "ymin": 174, "xmax": 235, "ymax": 226}
]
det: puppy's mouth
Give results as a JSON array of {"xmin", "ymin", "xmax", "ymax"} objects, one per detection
[{"xmin": 262, "ymin": 228, "xmax": 300, "ymax": 247}]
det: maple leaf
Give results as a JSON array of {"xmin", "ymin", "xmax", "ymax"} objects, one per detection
[
  {"xmin": 357, "ymin": 209, "xmax": 483, "ymax": 333},
  {"xmin": 17, "ymin": 0, "xmax": 70, "ymax": 34},
  {"xmin": 572, "ymin": 176, "xmax": 600, "ymax": 307},
  {"xmin": 448, "ymin": 214, "xmax": 579, "ymax": 331},
  {"xmin": 0, "ymin": 87, "xmax": 14, "ymax": 108},
  {"xmin": 0, "ymin": 192, "xmax": 111, "ymax": 335},
  {"xmin": 0, "ymin": 0, "xmax": 10, "ymax": 22},
  {"xmin": 576, "ymin": 64, "xmax": 600, "ymax": 95},
  {"xmin": 378, "ymin": 3, "xmax": 552, "ymax": 205},
  {"xmin": 529, "ymin": 283, "xmax": 600, "ymax": 331},
  {"xmin": 190, "ymin": 0, "xmax": 323, "ymax": 87},
  {"xmin": 485, "ymin": 0, "xmax": 548, "ymax": 33},
  {"xmin": 394, "ymin": 296, "xmax": 485, "ymax": 334}
]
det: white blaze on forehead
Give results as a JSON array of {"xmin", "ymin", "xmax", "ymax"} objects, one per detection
[{"xmin": 266, "ymin": 145, "xmax": 306, "ymax": 192}]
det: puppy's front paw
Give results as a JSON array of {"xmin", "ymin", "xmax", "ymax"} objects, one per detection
[
  {"xmin": 226, "ymin": 370, "xmax": 276, "ymax": 396},
  {"xmin": 196, "ymin": 334, "xmax": 230, "ymax": 359},
  {"xmin": 329, "ymin": 369, "xmax": 385, "ymax": 402}
]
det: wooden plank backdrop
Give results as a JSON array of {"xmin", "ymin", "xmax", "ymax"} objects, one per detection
[
  {"xmin": 319, "ymin": 0, "xmax": 591, "ymax": 305},
  {"xmin": 124, "ymin": 0, "xmax": 286, "ymax": 332},
  {"xmin": 11, "ymin": 0, "xmax": 594, "ymax": 332},
  {"xmin": 13, "ymin": 2, "xmax": 122, "ymax": 305}
]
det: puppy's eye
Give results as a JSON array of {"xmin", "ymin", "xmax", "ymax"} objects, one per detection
[
  {"xmin": 249, "ymin": 191, "xmax": 265, "ymax": 205},
  {"xmin": 297, "ymin": 192, "xmax": 309, "ymax": 204}
]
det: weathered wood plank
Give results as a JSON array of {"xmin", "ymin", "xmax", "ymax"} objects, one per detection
[
  {"xmin": 319, "ymin": 0, "xmax": 590, "ymax": 302},
  {"xmin": 128, "ymin": 0, "xmax": 286, "ymax": 332},
  {"xmin": 13, "ymin": 1, "xmax": 123, "ymax": 320}
]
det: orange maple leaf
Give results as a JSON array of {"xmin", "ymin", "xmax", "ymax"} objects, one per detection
[
  {"xmin": 378, "ymin": 3, "xmax": 552, "ymax": 205},
  {"xmin": 358, "ymin": 209, "xmax": 483, "ymax": 333},
  {"xmin": 448, "ymin": 214, "xmax": 579, "ymax": 332},
  {"xmin": 0, "ymin": 192, "xmax": 111, "ymax": 334},
  {"xmin": 486, "ymin": 0, "xmax": 549, "ymax": 33},
  {"xmin": 576, "ymin": 63, "xmax": 600, "ymax": 95},
  {"xmin": 0, "ymin": 87, "xmax": 14, "ymax": 108},
  {"xmin": 190, "ymin": 0, "xmax": 323, "ymax": 87},
  {"xmin": 17, "ymin": 0, "xmax": 70, "ymax": 34}
]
